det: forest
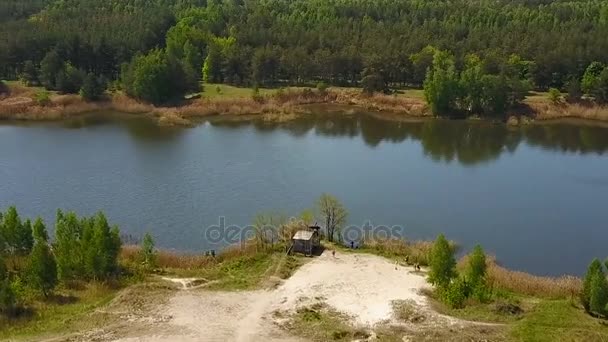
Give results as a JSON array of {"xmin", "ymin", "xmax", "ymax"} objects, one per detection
[{"xmin": 1, "ymin": 0, "xmax": 608, "ymax": 113}]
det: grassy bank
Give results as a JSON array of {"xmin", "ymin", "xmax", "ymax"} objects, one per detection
[
  {"xmin": 0, "ymin": 82, "xmax": 430, "ymax": 125},
  {"xmin": 4, "ymin": 81, "xmax": 608, "ymax": 127}
]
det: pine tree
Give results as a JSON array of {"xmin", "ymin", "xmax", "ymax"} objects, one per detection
[
  {"xmin": 32, "ymin": 218, "xmax": 48, "ymax": 242},
  {"xmin": 55, "ymin": 211, "xmax": 83, "ymax": 281},
  {"xmin": 466, "ymin": 245, "xmax": 487, "ymax": 286},
  {"xmin": 26, "ymin": 239, "xmax": 57, "ymax": 298},
  {"xmin": 139, "ymin": 233, "xmax": 157, "ymax": 270},
  {"xmin": 80, "ymin": 73, "xmax": 105, "ymax": 101},
  {"xmin": 582, "ymin": 259, "xmax": 604, "ymax": 311},
  {"xmin": 16, "ymin": 219, "xmax": 34, "ymax": 255},
  {"xmin": 0, "ymin": 254, "xmax": 15, "ymax": 314},
  {"xmin": 428, "ymin": 234, "xmax": 457, "ymax": 288},
  {"xmin": 0, "ymin": 206, "xmax": 33, "ymax": 255},
  {"xmin": 589, "ymin": 272, "xmax": 608, "ymax": 317}
]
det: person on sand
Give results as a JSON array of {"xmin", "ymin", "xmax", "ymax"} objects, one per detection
[{"xmin": 332, "ymin": 250, "xmax": 336, "ymax": 257}]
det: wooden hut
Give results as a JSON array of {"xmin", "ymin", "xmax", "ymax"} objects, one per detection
[{"xmin": 291, "ymin": 226, "xmax": 321, "ymax": 256}]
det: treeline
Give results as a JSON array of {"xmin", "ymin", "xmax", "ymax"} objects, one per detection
[
  {"xmin": 0, "ymin": 207, "xmax": 121, "ymax": 315},
  {"xmin": 2, "ymin": 0, "xmax": 608, "ymax": 111},
  {"xmin": 3, "ymin": 0, "xmax": 608, "ymax": 84}
]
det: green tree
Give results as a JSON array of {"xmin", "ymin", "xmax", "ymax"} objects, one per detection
[
  {"xmin": 592, "ymin": 68, "xmax": 608, "ymax": 104},
  {"xmin": 139, "ymin": 233, "xmax": 157, "ymax": 270},
  {"xmin": 122, "ymin": 49, "xmax": 188, "ymax": 104},
  {"xmin": 582, "ymin": 259, "xmax": 604, "ymax": 311},
  {"xmin": 202, "ymin": 45, "xmax": 222, "ymax": 84},
  {"xmin": 581, "ymin": 62, "xmax": 604, "ymax": 95},
  {"xmin": 40, "ymin": 50, "xmax": 64, "ymax": 90},
  {"xmin": 1, "ymin": 206, "xmax": 33, "ymax": 255},
  {"xmin": 316, "ymin": 194, "xmax": 347, "ymax": 243},
  {"xmin": 54, "ymin": 211, "xmax": 84, "ymax": 281},
  {"xmin": 589, "ymin": 271, "xmax": 608, "ymax": 317},
  {"xmin": 466, "ymin": 245, "xmax": 487, "ymax": 286},
  {"xmin": 20, "ymin": 60, "xmax": 39, "ymax": 86},
  {"xmin": 459, "ymin": 54, "xmax": 484, "ymax": 114},
  {"xmin": 26, "ymin": 239, "xmax": 57, "ymax": 298},
  {"xmin": 428, "ymin": 234, "xmax": 457, "ymax": 288},
  {"xmin": 32, "ymin": 218, "xmax": 48, "ymax": 243},
  {"xmin": 0, "ymin": 254, "xmax": 15, "ymax": 314},
  {"xmin": 56, "ymin": 63, "xmax": 85, "ymax": 94},
  {"xmin": 80, "ymin": 73, "xmax": 106, "ymax": 101},
  {"xmin": 361, "ymin": 70, "xmax": 386, "ymax": 95},
  {"xmin": 566, "ymin": 78, "xmax": 582, "ymax": 102},
  {"xmin": 410, "ymin": 46, "xmax": 437, "ymax": 86},
  {"xmin": 423, "ymin": 51, "xmax": 461, "ymax": 116}
]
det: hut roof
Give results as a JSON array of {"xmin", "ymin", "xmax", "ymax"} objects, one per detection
[{"xmin": 293, "ymin": 230, "xmax": 314, "ymax": 241}]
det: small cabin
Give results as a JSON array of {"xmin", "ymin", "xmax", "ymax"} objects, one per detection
[{"xmin": 291, "ymin": 225, "xmax": 321, "ymax": 256}]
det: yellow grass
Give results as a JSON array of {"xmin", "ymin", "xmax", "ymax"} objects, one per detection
[{"xmin": 457, "ymin": 254, "xmax": 581, "ymax": 299}]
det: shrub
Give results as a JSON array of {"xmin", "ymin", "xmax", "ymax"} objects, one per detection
[
  {"xmin": 35, "ymin": 90, "xmax": 51, "ymax": 106},
  {"xmin": 548, "ymin": 88, "xmax": 562, "ymax": 104},
  {"xmin": 441, "ymin": 278, "xmax": 469, "ymax": 308},
  {"xmin": 138, "ymin": 233, "xmax": 157, "ymax": 270},
  {"xmin": 316, "ymin": 81, "xmax": 328, "ymax": 93}
]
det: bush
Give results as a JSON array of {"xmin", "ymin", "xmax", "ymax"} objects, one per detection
[
  {"xmin": 138, "ymin": 233, "xmax": 157, "ymax": 270},
  {"xmin": 0, "ymin": 80, "xmax": 9, "ymax": 96},
  {"xmin": 35, "ymin": 90, "xmax": 51, "ymax": 106},
  {"xmin": 441, "ymin": 278, "xmax": 469, "ymax": 309},
  {"xmin": 548, "ymin": 88, "xmax": 562, "ymax": 104},
  {"xmin": 251, "ymin": 86, "xmax": 264, "ymax": 103},
  {"xmin": 316, "ymin": 81, "xmax": 328, "ymax": 93}
]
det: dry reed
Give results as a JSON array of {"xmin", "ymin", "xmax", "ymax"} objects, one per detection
[{"xmin": 458, "ymin": 254, "xmax": 581, "ymax": 299}]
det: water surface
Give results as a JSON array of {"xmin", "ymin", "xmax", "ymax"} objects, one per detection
[{"xmin": 1, "ymin": 112, "xmax": 607, "ymax": 276}]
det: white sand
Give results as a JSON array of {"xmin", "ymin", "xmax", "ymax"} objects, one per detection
[{"xmin": 109, "ymin": 250, "xmax": 435, "ymax": 342}]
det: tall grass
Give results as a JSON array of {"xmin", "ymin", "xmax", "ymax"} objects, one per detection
[
  {"xmin": 358, "ymin": 237, "xmax": 436, "ymax": 266},
  {"xmin": 531, "ymin": 102, "xmax": 608, "ymax": 122},
  {"xmin": 486, "ymin": 259, "xmax": 581, "ymax": 299}
]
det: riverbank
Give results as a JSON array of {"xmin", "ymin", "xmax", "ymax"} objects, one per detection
[
  {"xmin": 0, "ymin": 82, "xmax": 430, "ymax": 126},
  {"xmin": 3, "ymin": 82, "xmax": 608, "ymax": 127},
  {"xmin": 3, "ymin": 238, "xmax": 604, "ymax": 342}
]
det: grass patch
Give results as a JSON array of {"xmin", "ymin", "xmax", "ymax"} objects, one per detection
[
  {"xmin": 0, "ymin": 282, "xmax": 120, "ymax": 341},
  {"xmin": 511, "ymin": 299, "xmax": 608, "ymax": 341},
  {"xmin": 391, "ymin": 299, "xmax": 427, "ymax": 323},
  {"xmin": 285, "ymin": 304, "xmax": 370, "ymax": 341}
]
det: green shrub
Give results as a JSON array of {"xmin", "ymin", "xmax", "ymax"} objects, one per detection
[
  {"xmin": 316, "ymin": 81, "xmax": 328, "ymax": 93},
  {"xmin": 548, "ymin": 88, "xmax": 562, "ymax": 104},
  {"xmin": 35, "ymin": 90, "xmax": 51, "ymax": 106},
  {"xmin": 441, "ymin": 278, "xmax": 469, "ymax": 309}
]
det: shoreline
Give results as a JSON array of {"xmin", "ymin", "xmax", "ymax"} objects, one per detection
[{"xmin": 2, "ymin": 84, "xmax": 608, "ymax": 128}]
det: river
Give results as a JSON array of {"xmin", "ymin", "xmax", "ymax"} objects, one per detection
[{"xmin": 1, "ymin": 111, "xmax": 607, "ymax": 276}]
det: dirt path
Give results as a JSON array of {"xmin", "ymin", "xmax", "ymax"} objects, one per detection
[{"xmin": 72, "ymin": 250, "xmax": 480, "ymax": 342}]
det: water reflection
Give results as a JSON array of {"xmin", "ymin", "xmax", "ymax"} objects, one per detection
[{"xmin": 209, "ymin": 113, "xmax": 608, "ymax": 165}]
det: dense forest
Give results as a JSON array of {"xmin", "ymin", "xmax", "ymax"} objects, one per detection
[{"xmin": 1, "ymin": 0, "xmax": 608, "ymax": 110}]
